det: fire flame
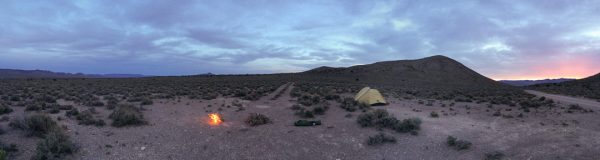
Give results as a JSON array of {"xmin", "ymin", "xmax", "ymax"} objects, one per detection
[{"xmin": 208, "ymin": 113, "xmax": 222, "ymax": 125}]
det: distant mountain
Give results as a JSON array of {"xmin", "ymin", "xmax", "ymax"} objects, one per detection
[
  {"xmin": 0, "ymin": 69, "xmax": 150, "ymax": 79},
  {"xmin": 301, "ymin": 55, "xmax": 512, "ymax": 90},
  {"xmin": 530, "ymin": 73, "xmax": 600, "ymax": 100},
  {"xmin": 499, "ymin": 78, "xmax": 575, "ymax": 86}
]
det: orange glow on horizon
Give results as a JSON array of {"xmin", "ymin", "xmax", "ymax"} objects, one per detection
[{"xmin": 490, "ymin": 56, "xmax": 599, "ymax": 80}]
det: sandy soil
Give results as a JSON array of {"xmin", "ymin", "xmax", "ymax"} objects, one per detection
[{"xmin": 2, "ymin": 85, "xmax": 600, "ymax": 160}]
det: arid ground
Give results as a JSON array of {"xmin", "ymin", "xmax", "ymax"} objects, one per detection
[{"xmin": 2, "ymin": 83, "xmax": 599, "ymax": 160}]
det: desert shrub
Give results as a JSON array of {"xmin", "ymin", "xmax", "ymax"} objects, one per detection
[
  {"xmin": 245, "ymin": 113, "xmax": 271, "ymax": 126},
  {"xmin": 447, "ymin": 136, "xmax": 456, "ymax": 145},
  {"xmin": 140, "ymin": 98, "xmax": 153, "ymax": 105},
  {"xmin": 0, "ymin": 142, "xmax": 18, "ymax": 159},
  {"xmin": 0, "ymin": 116, "xmax": 8, "ymax": 122},
  {"xmin": 312, "ymin": 104, "xmax": 329, "ymax": 115},
  {"xmin": 324, "ymin": 94, "xmax": 340, "ymax": 100},
  {"xmin": 0, "ymin": 105, "xmax": 12, "ymax": 115},
  {"xmin": 339, "ymin": 98, "xmax": 358, "ymax": 112},
  {"xmin": 393, "ymin": 118, "xmax": 422, "ymax": 133},
  {"xmin": 366, "ymin": 133, "xmax": 397, "ymax": 146},
  {"xmin": 492, "ymin": 111, "xmax": 501, "ymax": 116},
  {"xmin": 25, "ymin": 103, "xmax": 42, "ymax": 111},
  {"xmin": 75, "ymin": 110, "xmax": 105, "ymax": 126},
  {"xmin": 201, "ymin": 93, "xmax": 218, "ymax": 100},
  {"xmin": 32, "ymin": 129, "xmax": 76, "ymax": 160},
  {"xmin": 295, "ymin": 108, "xmax": 315, "ymax": 118},
  {"xmin": 568, "ymin": 104, "xmax": 583, "ymax": 110},
  {"xmin": 357, "ymin": 109, "xmax": 421, "ymax": 133},
  {"xmin": 0, "ymin": 141, "xmax": 17, "ymax": 152},
  {"xmin": 9, "ymin": 114, "xmax": 58, "ymax": 137},
  {"xmin": 290, "ymin": 104, "xmax": 302, "ymax": 110},
  {"xmin": 356, "ymin": 112, "xmax": 376, "ymax": 127},
  {"xmin": 485, "ymin": 151, "xmax": 505, "ymax": 160},
  {"xmin": 64, "ymin": 108, "xmax": 79, "ymax": 117},
  {"xmin": 447, "ymin": 136, "xmax": 472, "ymax": 150},
  {"xmin": 9, "ymin": 96, "xmax": 20, "ymax": 102},
  {"xmin": 106, "ymin": 98, "xmax": 118, "ymax": 110},
  {"xmin": 109, "ymin": 104, "xmax": 146, "ymax": 127},
  {"xmin": 0, "ymin": 149, "xmax": 5, "ymax": 160},
  {"xmin": 430, "ymin": 111, "xmax": 439, "ymax": 118},
  {"xmin": 84, "ymin": 100, "xmax": 104, "ymax": 107},
  {"xmin": 518, "ymin": 100, "xmax": 541, "ymax": 108},
  {"xmin": 47, "ymin": 105, "xmax": 60, "ymax": 114}
]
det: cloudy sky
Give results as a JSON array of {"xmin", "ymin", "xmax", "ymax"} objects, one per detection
[{"xmin": 1, "ymin": 0, "xmax": 600, "ymax": 80}]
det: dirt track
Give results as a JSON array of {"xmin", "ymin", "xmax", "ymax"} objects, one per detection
[{"xmin": 525, "ymin": 90, "xmax": 600, "ymax": 108}]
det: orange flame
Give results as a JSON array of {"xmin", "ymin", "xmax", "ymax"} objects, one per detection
[{"xmin": 208, "ymin": 113, "xmax": 222, "ymax": 125}]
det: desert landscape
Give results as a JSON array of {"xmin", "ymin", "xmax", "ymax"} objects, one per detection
[
  {"xmin": 1, "ymin": 56, "xmax": 599, "ymax": 160},
  {"xmin": 3, "ymin": 1, "xmax": 600, "ymax": 160}
]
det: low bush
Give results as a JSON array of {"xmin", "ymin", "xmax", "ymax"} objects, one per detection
[
  {"xmin": 339, "ymin": 98, "xmax": 358, "ymax": 112},
  {"xmin": 357, "ymin": 109, "xmax": 422, "ymax": 134},
  {"xmin": 312, "ymin": 104, "xmax": 329, "ymax": 115},
  {"xmin": 65, "ymin": 108, "xmax": 79, "ymax": 117},
  {"xmin": 430, "ymin": 111, "xmax": 439, "ymax": 118},
  {"xmin": 485, "ymin": 151, "xmax": 505, "ymax": 160},
  {"xmin": 366, "ymin": 133, "xmax": 397, "ymax": 146},
  {"xmin": 9, "ymin": 114, "xmax": 58, "ymax": 137},
  {"xmin": 295, "ymin": 108, "xmax": 315, "ymax": 118},
  {"xmin": 245, "ymin": 113, "xmax": 271, "ymax": 126},
  {"xmin": 0, "ymin": 142, "xmax": 17, "ymax": 153},
  {"xmin": 290, "ymin": 104, "xmax": 302, "ymax": 110},
  {"xmin": 0, "ymin": 105, "xmax": 12, "ymax": 115},
  {"xmin": 109, "ymin": 104, "xmax": 147, "ymax": 127},
  {"xmin": 76, "ymin": 110, "xmax": 105, "ymax": 126},
  {"xmin": 0, "ymin": 149, "xmax": 6, "ymax": 160},
  {"xmin": 447, "ymin": 136, "xmax": 472, "ymax": 150},
  {"xmin": 32, "ymin": 129, "xmax": 76, "ymax": 160},
  {"xmin": 140, "ymin": 98, "xmax": 153, "ymax": 105}
]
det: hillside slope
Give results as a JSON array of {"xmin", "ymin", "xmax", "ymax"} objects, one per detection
[
  {"xmin": 530, "ymin": 73, "xmax": 600, "ymax": 100},
  {"xmin": 301, "ymin": 55, "xmax": 510, "ymax": 89}
]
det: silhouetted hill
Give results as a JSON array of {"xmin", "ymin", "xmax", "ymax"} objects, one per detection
[
  {"xmin": 302, "ymin": 55, "xmax": 509, "ymax": 89},
  {"xmin": 530, "ymin": 73, "xmax": 600, "ymax": 100},
  {"xmin": 0, "ymin": 69, "xmax": 149, "ymax": 79},
  {"xmin": 499, "ymin": 78, "xmax": 575, "ymax": 86}
]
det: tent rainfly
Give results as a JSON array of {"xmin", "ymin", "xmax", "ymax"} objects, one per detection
[{"xmin": 354, "ymin": 87, "xmax": 387, "ymax": 106}]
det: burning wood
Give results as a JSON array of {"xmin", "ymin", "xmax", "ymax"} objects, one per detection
[{"xmin": 208, "ymin": 113, "xmax": 223, "ymax": 125}]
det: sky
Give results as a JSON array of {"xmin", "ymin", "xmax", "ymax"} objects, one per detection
[{"xmin": 1, "ymin": 0, "xmax": 600, "ymax": 80}]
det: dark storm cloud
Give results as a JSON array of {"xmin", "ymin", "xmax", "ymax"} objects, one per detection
[{"xmin": 1, "ymin": 0, "xmax": 600, "ymax": 78}]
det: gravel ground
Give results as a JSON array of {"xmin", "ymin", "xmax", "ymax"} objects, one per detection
[{"xmin": 2, "ymin": 84, "xmax": 600, "ymax": 160}]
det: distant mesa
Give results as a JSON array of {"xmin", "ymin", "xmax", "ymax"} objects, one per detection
[{"xmin": 0, "ymin": 69, "xmax": 150, "ymax": 79}]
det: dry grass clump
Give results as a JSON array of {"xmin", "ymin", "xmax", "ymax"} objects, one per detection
[
  {"xmin": 33, "ymin": 129, "xmax": 76, "ymax": 160},
  {"xmin": 357, "ymin": 109, "xmax": 422, "ymax": 134},
  {"xmin": 0, "ymin": 105, "xmax": 12, "ymax": 115},
  {"xmin": 366, "ymin": 133, "xmax": 397, "ymax": 146},
  {"xmin": 9, "ymin": 114, "xmax": 57, "ymax": 137},
  {"xmin": 447, "ymin": 136, "xmax": 472, "ymax": 150},
  {"xmin": 245, "ymin": 113, "xmax": 271, "ymax": 126},
  {"xmin": 109, "ymin": 104, "xmax": 147, "ymax": 127}
]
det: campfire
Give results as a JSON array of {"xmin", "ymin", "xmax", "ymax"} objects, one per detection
[{"xmin": 208, "ymin": 113, "xmax": 223, "ymax": 126}]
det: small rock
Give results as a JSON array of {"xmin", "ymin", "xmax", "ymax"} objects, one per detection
[{"xmin": 141, "ymin": 147, "xmax": 146, "ymax": 151}]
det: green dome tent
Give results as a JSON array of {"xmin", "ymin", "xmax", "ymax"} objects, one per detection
[{"xmin": 354, "ymin": 87, "xmax": 387, "ymax": 106}]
